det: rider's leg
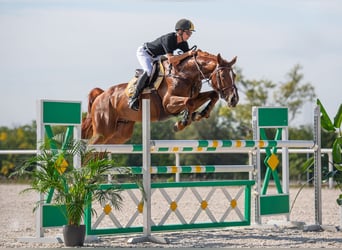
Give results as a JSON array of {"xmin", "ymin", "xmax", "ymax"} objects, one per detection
[
  {"xmin": 129, "ymin": 46, "xmax": 153, "ymax": 111},
  {"xmin": 128, "ymin": 71, "xmax": 148, "ymax": 111}
]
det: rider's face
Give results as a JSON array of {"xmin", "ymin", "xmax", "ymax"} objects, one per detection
[
  {"xmin": 182, "ymin": 30, "xmax": 192, "ymax": 41},
  {"xmin": 184, "ymin": 30, "xmax": 192, "ymax": 36}
]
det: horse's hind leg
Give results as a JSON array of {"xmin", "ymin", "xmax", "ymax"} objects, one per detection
[{"xmin": 105, "ymin": 121, "xmax": 135, "ymax": 144}]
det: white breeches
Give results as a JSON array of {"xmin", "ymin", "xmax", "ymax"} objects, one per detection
[{"xmin": 136, "ymin": 45, "xmax": 160, "ymax": 77}]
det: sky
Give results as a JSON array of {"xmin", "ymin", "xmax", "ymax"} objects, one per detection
[{"xmin": 0, "ymin": 0, "xmax": 341, "ymax": 128}]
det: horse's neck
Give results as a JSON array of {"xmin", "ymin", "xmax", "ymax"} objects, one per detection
[
  {"xmin": 165, "ymin": 52, "xmax": 217, "ymax": 80},
  {"xmin": 192, "ymin": 55, "xmax": 217, "ymax": 77}
]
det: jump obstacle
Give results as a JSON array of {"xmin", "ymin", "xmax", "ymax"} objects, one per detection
[
  {"xmin": 19, "ymin": 98, "xmax": 322, "ymax": 243},
  {"xmin": 19, "ymin": 99, "xmax": 82, "ymax": 243}
]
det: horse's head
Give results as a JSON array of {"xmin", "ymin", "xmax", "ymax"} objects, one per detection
[{"xmin": 210, "ymin": 54, "xmax": 239, "ymax": 107}]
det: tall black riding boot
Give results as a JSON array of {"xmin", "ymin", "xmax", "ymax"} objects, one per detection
[{"xmin": 128, "ymin": 72, "xmax": 148, "ymax": 111}]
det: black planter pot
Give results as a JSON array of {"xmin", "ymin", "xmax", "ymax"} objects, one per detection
[{"xmin": 63, "ymin": 224, "xmax": 86, "ymax": 247}]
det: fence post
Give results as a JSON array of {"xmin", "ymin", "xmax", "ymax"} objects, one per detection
[{"xmin": 128, "ymin": 98, "xmax": 168, "ymax": 244}]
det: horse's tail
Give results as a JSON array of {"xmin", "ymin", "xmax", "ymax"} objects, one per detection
[{"xmin": 81, "ymin": 87, "xmax": 104, "ymax": 139}]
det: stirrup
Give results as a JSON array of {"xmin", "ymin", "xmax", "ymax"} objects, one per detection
[
  {"xmin": 142, "ymin": 87, "xmax": 152, "ymax": 94},
  {"xmin": 128, "ymin": 98, "xmax": 139, "ymax": 111}
]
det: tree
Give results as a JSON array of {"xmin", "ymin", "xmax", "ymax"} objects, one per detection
[
  {"xmin": 216, "ymin": 64, "xmax": 318, "ymax": 181},
  {"xmin": 273, "ymin": 64, "xmax": 316, "ymax": 120},
  {"xmin": 288, "ymin": 125, "xmax": 314, "ymax": 182},
  {"xmin": 219, "ymin": 64, "xmax": 316, "ymax": 138},
  {"xmin": 0, "ymin": 122, "xmax": 36, "ymax": 177}
]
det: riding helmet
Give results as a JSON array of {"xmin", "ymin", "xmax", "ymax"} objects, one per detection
[{"xmin": 175, "ymin": 19, "xmax": 195, "ymax": 31}]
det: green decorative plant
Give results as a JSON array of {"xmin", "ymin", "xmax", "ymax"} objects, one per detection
[
  {"xmin": 317, "ymin": 99, "xmax": 342, "ymax": 205},
  {"xmin": 11, "ymin": 138, "xmax": 128, "ymax": 226},
  {"xmin": 291, "ymin": 99, "xmax": 341, "ymax": 212}
]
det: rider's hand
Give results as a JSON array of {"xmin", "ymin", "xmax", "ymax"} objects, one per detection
[{"xmin": 187, "ymin": 50, "xmax": 196, "ymax": 57}]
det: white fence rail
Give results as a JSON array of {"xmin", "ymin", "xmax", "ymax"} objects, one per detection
[{"xmin": 0, "ymin": 148, "xmax": 334, "ymax": 188}]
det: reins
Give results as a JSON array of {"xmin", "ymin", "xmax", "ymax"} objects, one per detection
[
  {"xmin": 166, "ymin": 52, "xmax": 237, "ymax": 99},
  {"xmin": 193, "ymin": 55, "xmax": 207, "ymax": 80}
]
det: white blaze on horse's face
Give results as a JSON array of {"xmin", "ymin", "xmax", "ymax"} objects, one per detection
[
  {"xmin": 216, "ymin": 55, "xmax": 239, "ymax": 107},
  {"xmin": 225, "ymin": 67, "xmax": 239, "ymax": 107}
]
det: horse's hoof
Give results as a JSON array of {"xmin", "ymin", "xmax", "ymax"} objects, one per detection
[{"xmin": 174, "ymin": 121, "xmax": 186, "ymax": 132}]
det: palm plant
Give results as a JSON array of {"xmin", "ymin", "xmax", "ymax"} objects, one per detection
[
  {"xmin": 317, "ymin": 99, "xmax": 342, "ymax": 204},
  {"xmin": 11, "ymin": 138, "xmax": 127, "ymax": 227},
  {"xmin": 291, "ymin": 100, "xmax": 341, "ymax": 213}
]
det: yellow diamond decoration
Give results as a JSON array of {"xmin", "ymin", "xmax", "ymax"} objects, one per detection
[
  {"xmin": 170, "ymin": 201, "xmax": 177, "ymax": 211},
  {"xmin": 230, "ymin": 199, "xmax": 237, "ymax": 208},
  {"xmin": 54, "ymin": 154, "xmax": 68, "ymax": 174},
  {"xmin": 103, "ymin": 204, "xmax": 112, "ymax": 215},
  {"xmin": 137, "ymin": 202, "xmax": 144, "ymax": 213},
  {"xmin": 267, "ymin": 153, "xmax": 279, "ymax": 171},
  {"xmin": 201, "ymin": 200, "xmax": 208, "ymax": 210}
]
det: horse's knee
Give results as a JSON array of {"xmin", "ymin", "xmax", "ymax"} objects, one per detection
[{"xmin": 185, "ymin": 98, "xmax": 195, "ymax": 111}]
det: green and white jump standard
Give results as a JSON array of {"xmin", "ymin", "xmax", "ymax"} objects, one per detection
[
  {"xmin": 252, "ymin": 106, "xmax": 321, "ymax": 225},
  {"xmin": 19, "ymin": 100, "xmax": 82, "ymax": 243}
]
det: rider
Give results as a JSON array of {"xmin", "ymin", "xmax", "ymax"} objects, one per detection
[{"xmin": 128, "ymin": 18, "xmax": 197, "ymax": 111}]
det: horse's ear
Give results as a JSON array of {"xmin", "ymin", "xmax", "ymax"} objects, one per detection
[
  {"xmin": 229, "ymin": 56, "xmax": 237, "ymax": 66},
  {"xmin": 217, "ymin": 53, "xmax": 223, "ymax": 64}
]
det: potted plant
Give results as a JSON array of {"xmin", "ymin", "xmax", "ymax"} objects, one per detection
[{"xmin": 11, "ymin": 137, "xmax": 129, "ymax": 246}]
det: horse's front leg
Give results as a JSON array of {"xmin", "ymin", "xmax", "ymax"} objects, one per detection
[
  {"xmin": 167, "ymin": 91, "xmax": 219, "ymax": 132},
  {"xmin": 190, "ymin": 91, "xmax": 219, "ymax": 122},
  {"xmin": 164, "ymin": 96, "xmax": 192, "ymax": 131}
]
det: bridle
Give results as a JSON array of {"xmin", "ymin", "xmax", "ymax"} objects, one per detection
[{"xmin": 193, "ymin": 55, "xmax": 237, "ymax": 99}]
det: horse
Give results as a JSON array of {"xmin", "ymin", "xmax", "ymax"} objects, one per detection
[{"xmin": 82, "ymin": 50, "xmax": 238, "ymax": 144}]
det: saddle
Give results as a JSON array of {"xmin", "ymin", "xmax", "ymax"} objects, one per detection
[{"xmin": 125, "ymin": 58, "xmax": 166, "ymax": 98}]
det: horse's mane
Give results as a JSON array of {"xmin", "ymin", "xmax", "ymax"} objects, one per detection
[
  {"xmin": 178, "ymin": 49, "xmax": 218, "ymax": 68},
  {"xmin": 174, "ymin": 49, "xmax": 220, "ymax": 76},
  {"xmin": 195, "ymin": 49, "xmax": 218, "ymax": 61},
  {"xmin": 189, "ymin": 49, "xmax": 221, "ymax": 66}
]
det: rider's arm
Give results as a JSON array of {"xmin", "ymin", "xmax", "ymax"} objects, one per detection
[{"xmin": 167, "ymin": 50, "xmax": 196, "ymax": 66}]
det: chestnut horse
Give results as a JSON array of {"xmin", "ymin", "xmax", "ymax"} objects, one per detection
[{"xmin": 82, "ymin": 50, "xmax": 238, "ymax": 144}]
